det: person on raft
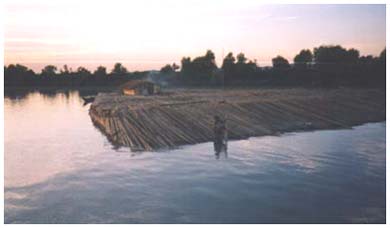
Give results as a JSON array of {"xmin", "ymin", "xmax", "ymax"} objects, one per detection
[{"xmin": 213, "ymin": 115, "xmax": 228, "ymax": 158}]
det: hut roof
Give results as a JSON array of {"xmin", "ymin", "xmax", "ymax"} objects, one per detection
[{"xmin": 120, "ymin": 80, "xmax": 155, "ymax": 89}]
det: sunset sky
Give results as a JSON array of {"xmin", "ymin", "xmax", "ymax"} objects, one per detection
[{"xmin": 4, "ymin": 1, "xmax": 386, "ymax": 72}]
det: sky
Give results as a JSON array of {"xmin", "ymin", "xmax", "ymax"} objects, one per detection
[{"xmin": 4, "ymin": 1, "xmax": 386, "ymax": 72}]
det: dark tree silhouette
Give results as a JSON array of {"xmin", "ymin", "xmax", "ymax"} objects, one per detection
[
  {"xmin": 197, "ymin": 50, "xmax": 217, "ymax": 72},
  {"xmin": 313, "ymin": 45, "xmax": 359, "ymax": 64},
  {"xmin": 359, "ymin": 55, "xmax": 374, "ymax": 65},
  {"xmin": 272, "ymin": 55, "xmax": 290, "ymax": 69},
  {"xmin": 181, "ymin": 57, "xmax": 191, "ymax": 71},
  {"xmin": 161, "ymin": 63, "xmax": 179, "ymax": 74},
  {"xmin": 60, "ymin": 64, "xmax": 70, "ymax": 74},
  {"xmin": 6, "ymin": 64, "xmax": 29, "ymax": 75},
  {"xmin": 346, "ymin": 48, "xmax": 360, "ymax": 63},
  {"xmin": 160, "ymin": 64, "xmax": 174, "ymax": 74},
  {"xmin": 94, "ymin": 66, "xmax": 107, "ymax": 76},
  {"xmin": 221, "ymin": 52, "xmax": 258, "ymax": 83},
  {"xmin": 76, "ymin": 66, "xmax": 91, "ymax": 75},
  {"xmin": 222, "ymin": 52, "xmax": 236, "ymax": 81},
  {"xmin": 379, "ymin": 48, "xmax": 386, "ymax": 64},
  {"xmin": 111, "ymin": 63, "xmax": 128, "ymax": 75},
  {"xmin": 222, "ymin": 52, "xmax": 235, "ymax": 69},
  {"xmin": 3, "ymin": 45, "xmax": 386, "ymax": 88},
  {"xmin": 236, "ymin": 53, "xmax": 247, "ymax": 64},
  {"xmin": 236, "ymin": 53, "xmax": 257, "ymax": 81},
  {"xmin": 42, "ymin": 65, "xmax": 58, "ymax": 76},
  {"xmin": 180, "ymin": 50, "xmax": 217, "ymax": 83},
  {"xmin": 4, "ymin": 64, "xmax": 35, "ymax": 86},
  {"xmin": 172, "ymin": 63, "xmax": 180, "ymax": 71},
  {"xmin": 294, "ymin": 49, "xmax": 313, "ymax": 68}
]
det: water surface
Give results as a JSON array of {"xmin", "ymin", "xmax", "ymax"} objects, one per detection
[{"xmin": 5, "ymin": 90, "xmax": 386, "ymax": 223}]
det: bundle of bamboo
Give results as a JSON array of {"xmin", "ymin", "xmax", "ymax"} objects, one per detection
[{"xmin": 89, "ymin": 88, "xmax": 385, "ymax": 151}]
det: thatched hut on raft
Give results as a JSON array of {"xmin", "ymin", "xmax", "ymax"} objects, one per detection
[{"xmin": 120, "ymin": 80, "xmax": 160, "ymax": 96}]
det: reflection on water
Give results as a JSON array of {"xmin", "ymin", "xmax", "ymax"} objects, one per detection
[
  {"xmin": 4, "ymin": 90, "xmax": 386, "ymax": 224},
  {"xmin": 215, "ymin": 149, "xmax": 228, "ymax": 160}
]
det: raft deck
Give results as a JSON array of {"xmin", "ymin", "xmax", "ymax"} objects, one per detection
[{"xmin": 89, "ymin": 88, "xmax": 386, "ymax": 151}]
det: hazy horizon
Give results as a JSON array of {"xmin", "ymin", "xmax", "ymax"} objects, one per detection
[{"xmin": 4, "ymin": 1, "xmax": 386, "ymax": 72}]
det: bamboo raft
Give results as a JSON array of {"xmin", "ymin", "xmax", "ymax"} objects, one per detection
[{"xmin": 89, "ymin": 88, "xmax": 386, "ymax": 151}]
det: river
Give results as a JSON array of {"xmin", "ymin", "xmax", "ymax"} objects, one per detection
[{"xmin": 4, "ymin": 90, "xmax": 386, "ymax": 223}]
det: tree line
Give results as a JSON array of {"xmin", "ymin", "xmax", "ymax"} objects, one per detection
[
  {"xmin": 4, "ymin": 45, "xmax": 386, "ymax": 88},
  {"xmin": 4, "ymin": 62, "xmax": 149, "ymax": 87}
]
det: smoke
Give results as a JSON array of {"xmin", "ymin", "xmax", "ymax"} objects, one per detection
[{"xmin": 145, "ymin": 70, "xmax": 170, "ymax": 87}]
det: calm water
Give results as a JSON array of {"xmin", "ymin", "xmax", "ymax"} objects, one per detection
[{"xmin": 4, "ymin": 90, "xmax": 386, "ymax": 223}]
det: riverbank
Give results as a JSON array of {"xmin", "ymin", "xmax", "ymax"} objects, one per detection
[{"xmin": 89, "ymin": 87, "xmax": 386, "ymax": 151}]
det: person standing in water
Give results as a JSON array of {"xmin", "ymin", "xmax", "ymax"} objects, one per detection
[{"xmin": 214, "ymin": 115, "xmax": 228, "ymax": 158}]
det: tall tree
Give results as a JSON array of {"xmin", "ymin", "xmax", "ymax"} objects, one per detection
[
  {"xmin": 111, "ymin": 63, "xmax": 128, "ymax": 75},
  {"xmin": 222, "ymin": 52, "xmax": 236, "ymax": 81},
  {"xmin": 294, "ymin": 49, "xmax": 313, "ymax": 68},
  {"xmin": 272, "ymin": 56, "xmax": 290, "ymax": 69},
  {"xmin": 236, "ymin": 53, "xmax": 247, "ymax": 64},
  {"xmin": 60, "ymin": 64, "xmax": 70, "ymax": 74}
]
